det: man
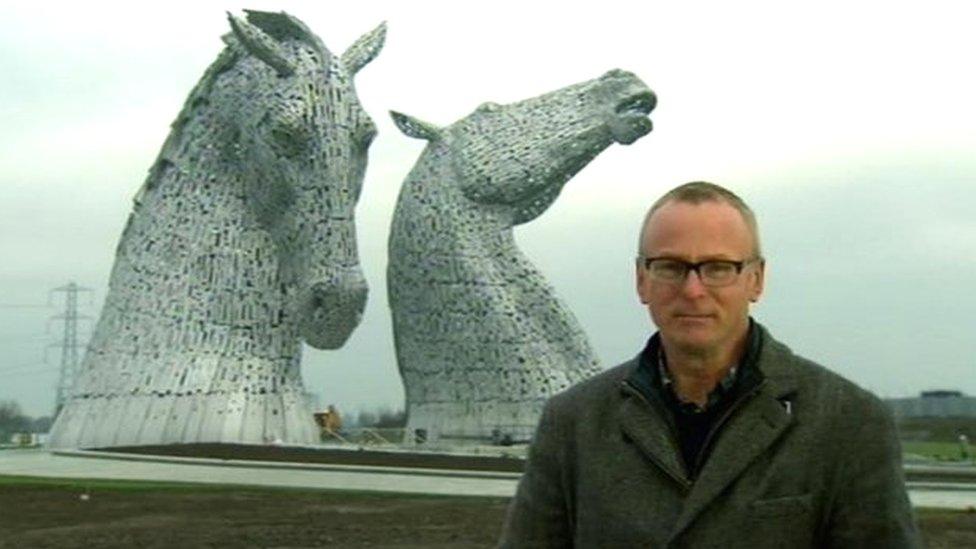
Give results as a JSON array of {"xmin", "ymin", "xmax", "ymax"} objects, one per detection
[{"xmin": 499, "ymin": 182, "xmax": 919, "ymax": 547}]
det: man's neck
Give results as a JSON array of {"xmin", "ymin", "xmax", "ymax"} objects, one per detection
[{"xmin": 660, "ymin": 329, "xmax": 749, "ymax": 407}]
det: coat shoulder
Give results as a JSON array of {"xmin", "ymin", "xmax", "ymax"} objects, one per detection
[
  {"xmin": 546, "ymin": 358, "xmax": 637, "ymax": 416},
  {"xmin": 764, "ymin": 335, "xmax": 893, "ymax": 423}
]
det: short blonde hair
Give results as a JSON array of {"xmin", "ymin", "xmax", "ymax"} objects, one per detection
[{"xmin": 637, "ymin": 181, "xmax": 762, "ymax": 257}]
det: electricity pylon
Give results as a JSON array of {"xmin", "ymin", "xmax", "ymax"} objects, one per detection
[{"xmin": 50, "ymin": 282, "xmax": 92, "ymax": 416}]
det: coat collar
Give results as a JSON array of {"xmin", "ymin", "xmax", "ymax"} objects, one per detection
[{"xmin": 619, "ymin": 323, "xmax": 800, "ymax": 539}]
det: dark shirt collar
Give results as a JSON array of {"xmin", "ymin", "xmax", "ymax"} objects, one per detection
[
  {"xmin": 657, "ymin": 349, "xmax": 738, "ymax": 414},
  {"xmin": 634, "ymin": 318, "xmax": 764, "ymax": 414}
]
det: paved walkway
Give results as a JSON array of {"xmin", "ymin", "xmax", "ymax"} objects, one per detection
[
  {"xmin": 0, "ymin": 449, "xmax": 518, "ymax": 498},
  {"xmin": 1, "ymin": 448, "xmax": 974, "ymax": 510},
  {"xmin": 907, "ymin": 482, "xmax": 976, "ymax": 510}
]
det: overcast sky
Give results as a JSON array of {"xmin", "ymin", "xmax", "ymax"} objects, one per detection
[{"xmin": 1, "ymin": 1, "xmax": 973, "ymax": 418}]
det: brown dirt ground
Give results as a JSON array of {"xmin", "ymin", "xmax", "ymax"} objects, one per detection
[
  {"xmin": 0, "ymin": 480, "xmax": 510, "ymax": 548},
  {"xmin": 7, "ymin": 445, "xmax": 976, "ymax": 547},
  {"xmin": 1, "ymin": 480, "xmax": 974, "ymax": 548},
  {"xmin": 101, "ymin": 442, "xmax": 976, "ymax": 483},
  {"xmin": 103, "ymin": 443, "xmax": 526, "ymax": 473}
]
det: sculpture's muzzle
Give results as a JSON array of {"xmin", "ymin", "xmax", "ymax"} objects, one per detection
[
  {"xmin": 602, "ymin": 70, "xmax": 656, "ymax": 145},
  {"xmin": 297, "ymin": 270, "xmax": 368, "ymax": 349}
]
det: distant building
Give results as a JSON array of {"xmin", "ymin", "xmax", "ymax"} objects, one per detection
[
  {"xmin": 9, "ymin": 433, "xmax": 49, "ymax": 446},
  {"xmin": 887, "ymin": 391, "xmax": 976, "ymax": 418}
]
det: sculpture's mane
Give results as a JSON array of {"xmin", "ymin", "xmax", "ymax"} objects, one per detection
[{"xmin": 134, "ymin": 11, "xmax": 326, "ymax": 204}]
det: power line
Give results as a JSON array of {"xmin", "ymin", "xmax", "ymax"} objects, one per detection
[
  {"xmin": 2, "ymin": 367, "xmax": 60, "ymax": 378},
  {"xmin": 0, "ymin": 361, "xmax": 50, "ymax": 373},
  {"xmin": 0, "ymin": 304, "xmax": 49, "ymax": 309},
  {"xmin": 0, "ymin": 334, "xmax": 52, "ymax": 342}
]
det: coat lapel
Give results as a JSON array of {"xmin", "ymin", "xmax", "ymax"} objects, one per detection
[
  {"xmin": 618, "ymin": 390, "xmax": 692, "ymax": 489},
  {"xmin": 668, "ymin": 386, "xmax": 795, "ymax": 539},
  {"xmin": 617, "ymin": 326, "xmax": 804, "ymax": 542}
]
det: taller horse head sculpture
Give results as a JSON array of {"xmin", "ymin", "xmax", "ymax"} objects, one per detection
[
  {"xmin": 388, "ymin": 70, "xmax": 656, "ymax": 443},
  {"xmin": 48, "ymin": 11, "xmax": 385, "ymax": 448}
]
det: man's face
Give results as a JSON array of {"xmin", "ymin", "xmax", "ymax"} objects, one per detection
[{"xmin": 636, "ymin": 200, "xmax": 764, "ymax": 356}]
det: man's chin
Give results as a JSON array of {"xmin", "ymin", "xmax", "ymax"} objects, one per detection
[{"xmin": 662, "ymin": 327, "xmax": 719, "ymax": 355}]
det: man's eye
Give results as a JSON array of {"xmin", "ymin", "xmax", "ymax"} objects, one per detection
[
  {"xmin": 653, "ymin": 261, "xmax": 686, "ymax": 278},
  {"xmin": 702, "ymin": 262, "xmax": 735, "ymax": 276}
]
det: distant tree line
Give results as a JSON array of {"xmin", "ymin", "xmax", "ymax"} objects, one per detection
[
  {"xmin": 0, "ymin": 400, "xmax": 52, "ymax": 443},
  {"xmin": 352, "ymin": 407, "xmax": 406, "ymax": 429}
]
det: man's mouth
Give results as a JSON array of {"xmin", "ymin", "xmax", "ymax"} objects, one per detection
[{"xmin": 675, "ymin": 313, "xmax": 714, "ymax": 320}]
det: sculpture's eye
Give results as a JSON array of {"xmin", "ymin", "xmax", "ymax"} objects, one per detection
[
  {"xmin": 269, "ymin": 119, "xmax": 311, "ymax": 158},
  {"xmin": 265, "ymin": 101, "xmax": 311, "ymax": 159},
  {"xmin": 358, "ymin": 119, "xmax": 377, "ymax": 146}
]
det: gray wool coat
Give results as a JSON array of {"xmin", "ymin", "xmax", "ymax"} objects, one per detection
[{"xmin": 499, "ymin": 326, "xmax": 920, "ymax": 548}]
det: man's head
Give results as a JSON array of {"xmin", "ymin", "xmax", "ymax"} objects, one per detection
[{"xmin": 635, "ymin": 182, "xmax": 765, "ymax": 357}]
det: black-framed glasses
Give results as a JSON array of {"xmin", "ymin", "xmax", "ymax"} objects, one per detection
[{"xmin": 638, "ymin": 256, "xmax": 761, "ymax": 287}]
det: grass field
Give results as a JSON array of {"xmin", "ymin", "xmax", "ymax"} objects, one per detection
[
  {"xmin": 902, "ymin": 440, "xmax": 974, "ymax": 463},
  {"xmin": 1, "ymin": 475, "xmax": 974, "ymax": 548}
]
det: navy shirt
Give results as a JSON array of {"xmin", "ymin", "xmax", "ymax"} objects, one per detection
[{"xmin": 632, "ymin": 320, "xmax": 764, "ymax": 479}]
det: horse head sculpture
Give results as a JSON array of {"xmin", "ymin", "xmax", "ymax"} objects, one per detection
[
  {"xmin": 388, "ymin": 70, "xmax": 655, "ymax": 443},
  {"xmin": 392, "ymin": 69, "xmax": 654, "ymax": 226},
  {"xmin": 218, "ymin": 11, "xmax": 382, "ymax": 348},
  {"xmin": 48, "ymin": 11, "xmax": 385, "ymax": 448}
]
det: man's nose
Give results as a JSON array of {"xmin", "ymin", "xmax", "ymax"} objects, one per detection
[{"xmin": 680, "ymin": 268, "xmax": 708, "ymax": 298}]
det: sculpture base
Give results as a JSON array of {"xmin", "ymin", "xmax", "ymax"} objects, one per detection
[
  {"xmin": 47, "ymin": 391, "xmax": 318, "ymax": 449},
  {"xmin": 403, "ymin": 400, "xmax": 544, "ymax": 445}
]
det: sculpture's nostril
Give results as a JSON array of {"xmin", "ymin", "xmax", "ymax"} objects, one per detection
[{"xmin": 307, "ymin": 274, "xmax": 368, "ymax": 318}]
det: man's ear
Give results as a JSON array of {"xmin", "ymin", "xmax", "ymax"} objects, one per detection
[
  {"xmin": 636, "ymin": 261, "xmax": 651, "ymax": 304},
  {"xmin": 750, "ymin": 259, "xmax": 766, "ymax": 303}
]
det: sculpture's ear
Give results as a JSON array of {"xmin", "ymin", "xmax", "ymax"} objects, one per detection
[
  {"xmin": 390, "ymin": 111, "xmax": 442, "ymax": 141},
  {"xmin": 227, "ymin": 12, "xmax": 295, "ymax": 76},
  {"xmin": 342, "ymin": 22, "xmax": 386, "ymax": 76}
]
